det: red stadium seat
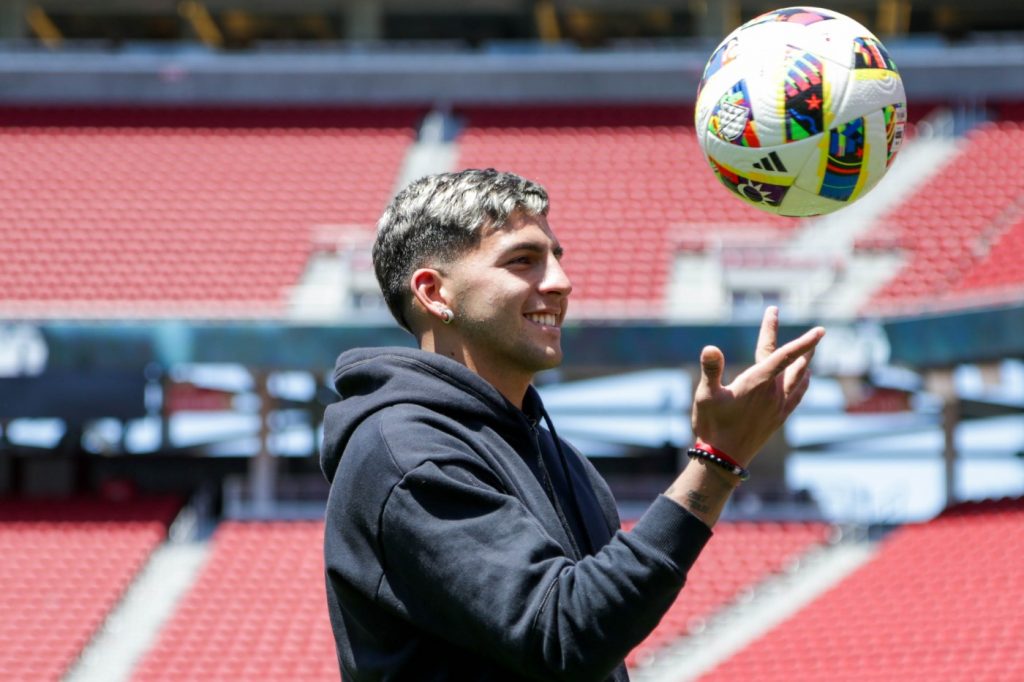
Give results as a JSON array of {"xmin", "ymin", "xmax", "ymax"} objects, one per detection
[
  {"xmin": 0, "ymin": 496, "xmax": 180, "ymax": 680},
  {"xmin": 624, "ymin": 519, "xmax": 831, "ymax": 669},
  {"xmin": 0, "ymin": 107, "xmax": 420, "ymax": 318},
  {"xmin": 955, "ymin": 215, "xmax": 1024, "ymax": 294},
  {"xmin": 132, "ymin": 520, "xmax": 338, "ymax": 681},
  {"xmin": 698, "ymin": 497, "xmax": 1024, "ymax": 681},
  {"xmin": 860, "ymin": 121, "xmax": 1024, "ymax": 313}
]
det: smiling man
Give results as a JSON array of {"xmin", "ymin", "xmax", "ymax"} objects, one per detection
[{"xmin": 321, "ymin": 168, "xmax": 824, "ymax": 681}]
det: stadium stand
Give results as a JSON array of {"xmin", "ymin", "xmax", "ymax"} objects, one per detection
[
  {"xmin": 132, "ymin": 520, "xmax": 337, "ymax": 681},
  {"xmin": 955, "ymin": 213, "xmax": 1024, "ymax": 295},
  {"xmin": 455, "ymin": 105, "xmax": 796, "ymax": 317},
  {"xmin": 121, "ymin": 515, "xmax": 831, "ymax": 680},
  {"xmin": 697, "ymin": 497, "xmax": 1024, "ymax": 681},
  {"xmin": 0, "ymin": 106, "xmax": 420, "ymax": 319},
  {"xmin": 0, "ymin": 496, "xmax": 180, "ymax": 681},
  {"xmin": 859, "ymin": 119, "xmax": 1024, "ymax": 314},
  {"xmin": 624, "ymin": 519, "xmax": 831, "ymax": 669}
]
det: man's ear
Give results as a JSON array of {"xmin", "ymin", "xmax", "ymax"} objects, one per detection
[{"xmin": 410, "ymin": 268, "xmax": 452, "ymax": 324}]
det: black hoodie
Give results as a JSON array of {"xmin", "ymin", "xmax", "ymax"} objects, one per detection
[{"xmin": 321, "ymin": 347, "xmax": 712, "ymax": 681}]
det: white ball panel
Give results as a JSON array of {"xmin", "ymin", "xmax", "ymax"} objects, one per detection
[
  {"xmin": 801, "ymin": 12, "xmax": 880, "ymax": 69},
  {"xmin": 792, "ymin": 133, "xmax": 828, "ymax": 193},
  {"xmin": 777, "ymin": 184, "xmax": 844, "ymax": 217},
  {"xmin": 834, "ymin": 71, "xmax": 906, "ymax": 123},
  {"xmin": 744, "ymin": 38, "xmax": 801, "ymax": 148}
]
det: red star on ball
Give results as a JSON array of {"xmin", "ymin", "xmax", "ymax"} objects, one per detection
[{"xmin": 806, "ymin": 94, "xmax": 823, "ymax": 110}]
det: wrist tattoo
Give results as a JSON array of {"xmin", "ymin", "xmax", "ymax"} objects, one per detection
[{"xmin": 686, "ymin": 490, "xmax": 711, "ymax": 514}]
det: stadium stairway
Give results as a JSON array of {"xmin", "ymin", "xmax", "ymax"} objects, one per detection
[
  {"xmin": 392, "ymin": 108, "xmax": 460, "ymax": 192},
  {"xmin": 286, "ymin": 107, "xmax": 458, "ymax": 322},
  {"xmin": 777, "ymin": 116, "xmax": 961, "ymax": 319},
  {"xmin": 857, "ymin": 116, "xmax": 1024, "ymax": 314},
  {"xmin": 630, "ymin": 529, "xmax": 875, "ymax": 682},
  {"xmin": 65, "ymin": 538, "xmax": 211, "ymax": 682},
  {"xmin": 786, "ymin": 111, "xmax": 961, "ymax": 258}
]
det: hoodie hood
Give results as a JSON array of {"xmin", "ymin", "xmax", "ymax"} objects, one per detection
[{"xmin": 320, "ymin": 346, "xmax": 537, "ymax": 482}]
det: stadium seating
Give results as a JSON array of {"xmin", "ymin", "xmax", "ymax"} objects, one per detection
[
  {"xmin": 127, "ymin": 515, "xmax": 828, "ymax": 679},
  {"xmin": 132, "ymin": 520, "xmax": 337, "ymax": 681},
  {"xmin": 0, "ymin": 496, "xmax": 180, "ymax": 681},
  {"xmin": 698, "ymin": 497, "xmax": 1024, "ymax": 681},
  {"xmin": 5, "ymin": 100, "xmax": 1022, "ymax": 319},
  {"xmin": 625, "ymin": 520, "xmax": 831, "ymax": 669},
  {"xmin": 0, "ymin": 107, "xmax": 419, "ymax": 318},
  {"xmin": 955, "ymin": 213, "xmax": 1024, "ymax": 295},
  {"xmin": 456, "ymin": 105, "xmax": 796, "ymax": 317},
  {"xmin": 860, "ymin": 120, "xmax": 1024, "ymax": 313}
]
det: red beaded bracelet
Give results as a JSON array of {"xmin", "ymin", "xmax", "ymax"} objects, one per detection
[
  {"xmin": 694, "ymin": 439, "xmax": 746, "ymax": 470},
  {"xmin": 689, "ymin": 440, "xmax": 750, "ymax": 482}
]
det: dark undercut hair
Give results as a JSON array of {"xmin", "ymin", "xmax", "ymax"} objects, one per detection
[{"xmin": 372, "ymin": 168, "xmax": 550, "ymax": 332}]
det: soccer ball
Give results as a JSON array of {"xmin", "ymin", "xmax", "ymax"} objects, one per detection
[{"xmin": 695, "ymin": 6, "xmax": 907, "ymax": 217}]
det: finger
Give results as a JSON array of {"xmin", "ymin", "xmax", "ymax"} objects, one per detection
[
  {"xmin": 755, "ymin": 306, "xmax": 779, "ymax": 363},
  {"xmin": 783, "ymin": 347, "xmax": 815, "ymax": 396},
  {"xmin": 784, "ymin": 368, "xmax": 813, "ymax": 416},
  {"xmin": 699, "ymin": 345, "xmax": 725, "ymax": 393},
  {"xmin": 761, "ymin": 326, "xmax": 825, "ymax": 379}
]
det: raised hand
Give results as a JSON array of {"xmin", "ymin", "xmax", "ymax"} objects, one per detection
[{"xmin": 690, "ymin": 307, "xmax": 824, "ymax": 467}]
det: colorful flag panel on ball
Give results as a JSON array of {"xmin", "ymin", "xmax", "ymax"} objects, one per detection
[
  {"xmin": 709, "ymin": 80, "xmax": 760, "ymax": 147},
  {"xmin": 783, "ymin": 50, "xmax": 826, "ymax": 142},
  {"xmin": 818, "ymin": 117, "xmax": 868, "ymax": 201}
]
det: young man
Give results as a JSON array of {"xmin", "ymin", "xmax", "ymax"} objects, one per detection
[{"xmin": 321, "ymin": 169, "xmax": 824, "ymax": 681}]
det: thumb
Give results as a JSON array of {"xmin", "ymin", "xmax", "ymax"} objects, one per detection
[{"xmin": 699, "ymin": 345, "xmax": 725, "ymax": 392}]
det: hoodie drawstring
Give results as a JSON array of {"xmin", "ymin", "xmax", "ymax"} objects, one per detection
[
  {"xmin": 529, "ymin": 415, "xmax": 584, "ymax": 561},
  {"xmin": 540, "ymin": 407, "xmax": 594, "ymax": 557}
]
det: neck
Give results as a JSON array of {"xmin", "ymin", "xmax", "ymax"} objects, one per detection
[{"xmin": 419, "ymin": 331, "xmax": 531, "ymax": 409}]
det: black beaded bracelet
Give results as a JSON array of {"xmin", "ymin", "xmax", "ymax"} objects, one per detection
[{"xmin": 687, "ymin": 447, "xmax": 750, "ymax": 482}]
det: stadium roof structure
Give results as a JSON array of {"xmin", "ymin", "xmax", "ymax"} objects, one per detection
[
  {"xmin": 20, "ymin": 300, "xmax": 1023, "ymax": 373},
  {"xmin": 2, "ymin": 39, "xmax": 1024, "ymax": 105}
]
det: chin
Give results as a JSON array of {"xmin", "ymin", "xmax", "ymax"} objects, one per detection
[
  {"xmin": 537, "ymin": 347, "xmax": 563, "ymax": 369},
  {"xmin": 507, "ymin": 342, "xmax": 563, "ymax": 374}
]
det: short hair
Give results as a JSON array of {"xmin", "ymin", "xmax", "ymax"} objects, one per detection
[{"xmin": 372, "ymin": 168, "xmax": 550, "ymax": 332}]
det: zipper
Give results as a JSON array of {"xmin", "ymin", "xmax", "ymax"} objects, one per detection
[{"xmin": 529, "ymin": 419, "xmax": 583, "ymax": 560}]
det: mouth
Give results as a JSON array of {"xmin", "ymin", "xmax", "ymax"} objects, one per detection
[{"xmin": 524, "ymin": 312, "xmax": 560, "ymax": 328}]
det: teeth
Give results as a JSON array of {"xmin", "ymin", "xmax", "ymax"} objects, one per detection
[{"xmin": 526, "ymin": 313, "xmax": 558, "ymax": 327}]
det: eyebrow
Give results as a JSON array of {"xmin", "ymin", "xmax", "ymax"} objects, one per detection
[{"xmin": 501, "ymin": 241, "xmax": 564, "ymax": 258}]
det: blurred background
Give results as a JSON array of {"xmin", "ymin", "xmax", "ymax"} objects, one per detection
[{"xmin": 0, "ymin": 1, "xmax": 1021, "ymax": 680}]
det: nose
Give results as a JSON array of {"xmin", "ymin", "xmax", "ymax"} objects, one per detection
[{"xmin": 541, "ymin": 252, "xmax": 573, "ymax": 298}]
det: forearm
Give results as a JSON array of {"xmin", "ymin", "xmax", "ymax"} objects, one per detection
[{"xmin": 665, "ymin": 456, "xmax": 741, "ymax": 528}]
